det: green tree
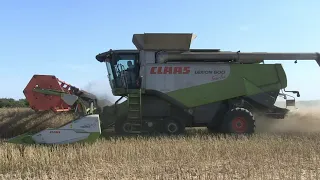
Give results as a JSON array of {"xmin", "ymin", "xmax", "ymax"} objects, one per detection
[{"xmin": 0, "ymin": 98, "xmax": 29, "ymax": 108}]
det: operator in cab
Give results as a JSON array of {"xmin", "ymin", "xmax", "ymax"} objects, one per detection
[{"xmin": 126, "ymin": 61, "xmax": 139, "ymax": 89}]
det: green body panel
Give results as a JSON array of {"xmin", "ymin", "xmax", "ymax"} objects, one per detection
[
  {"xmin": 76, "ymin": 132, "xmax": 101, "ymax": 144},
  {"xmin": 98, "ymin": 63, "xmax": 288, "ymax": 127},
  {"xmin": 99, "ymin": 100, "xmax": 128, "ymax": 128},
  {"xmin": 166, "ymin": 64, "xmax": 287, "ymax": 108},
  {"xmin": 6, "ymin": 133, "xmax": 35, "ymax": 144}
]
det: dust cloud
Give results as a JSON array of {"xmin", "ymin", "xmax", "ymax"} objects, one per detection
[
  {"xmin": 255, "ymin": 102, "xmax": 320, "ymax": 133},
  {"xmin": 81, "ymin": 80, "xmax": 116, "ymax": 108}
]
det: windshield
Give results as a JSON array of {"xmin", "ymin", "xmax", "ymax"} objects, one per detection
[
  {"xmin": 104, "ymin": 52, "xmax": 139, "ymax": 90},
  {"xmin": 105, "ymin": 61, "xmax": 115, "ymax": 89},
  {"xmin": 113, "ymin": 53, "xmax": 139, "ymax": 89}
]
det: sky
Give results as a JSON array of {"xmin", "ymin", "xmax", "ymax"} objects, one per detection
[{"xmin": 0, "ymin": 0, "xmax": 320, "ymax": 103}]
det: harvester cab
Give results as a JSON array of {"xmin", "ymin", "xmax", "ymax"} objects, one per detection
[
  {"xmin": 96, "ymin": 33, "xmax": 320, "ymax": 135},
  {"xmin": 99, "ymin": 50, "xmax": 141, "ymax": 92}
]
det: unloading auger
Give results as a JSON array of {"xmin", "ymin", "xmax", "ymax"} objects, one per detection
[{"xmin": 6, "ymin": 75, "xmax": 102, "ymax": 144}]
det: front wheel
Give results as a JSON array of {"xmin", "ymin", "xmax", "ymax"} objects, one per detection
[
  {"xmin": 114, "ymin": 117, "xmax": 134, "ymax": 135},
  {"xmin": 163, "ymin": 117, "xmax": 185, "ymax": 135},
  {"xmin": 220, "ymin": 107, "xmax": 255, "ymax": 134}
]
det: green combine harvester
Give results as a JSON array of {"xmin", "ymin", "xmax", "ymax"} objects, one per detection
[{"xmin": 7, "ymin": 33, "xmax": 320, "ymax": 144}]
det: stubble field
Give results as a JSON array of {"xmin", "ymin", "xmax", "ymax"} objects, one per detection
[{"xmin": 1, "ymin": 103, "xmax": 320, "ymax": 180}]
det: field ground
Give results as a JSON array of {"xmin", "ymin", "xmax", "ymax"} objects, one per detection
[{"xmin": 1, "ymin": 101, "xmax": 320, "ymax": 179}]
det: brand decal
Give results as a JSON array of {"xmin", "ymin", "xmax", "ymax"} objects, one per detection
[
  {"xmin": 212, "ymin": 76, "xmax": 226, "ymax": 81},
  {"xmin": 49, "ymin": 131, "xmax": 60, "ymax": 134},
  {"xmin": 80, "ymin": 123, "xmax": 96, "ymax": 129},
  {"xmin": 195, "ymin": 70, "xmax": 226, "ymax": 74},
  {"xmin": 145, "ymin": 65, "xmax": 230, "ymax": 91},
  {"xmin": 149, "ymin": 66, "xmax": 227, "ymax": 76},
  {"xmin": 150, "ymin": 67, "xmax": 190, "ymax": 74}
]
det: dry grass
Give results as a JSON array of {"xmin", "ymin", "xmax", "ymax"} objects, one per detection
[
  {"xmin": 1, "ymin": 107, "xmax": 320, "ymax": 179},
  {"xmin": 0, "ymin": 108, "xmax": 76, "ymax": 139}
]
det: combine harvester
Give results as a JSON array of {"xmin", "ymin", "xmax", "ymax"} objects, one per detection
[{"xmin": 7, "ymin": 33, "xmax": 320, "ymax": 144}]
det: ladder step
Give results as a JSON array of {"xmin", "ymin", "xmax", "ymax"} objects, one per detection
[
  {"xmin": 129, "ymin": 131, "xmax": 141, "ymax": 134},
  {"xmin": 129, "ymin": 104, "xmax": 140, "ymax": 108},
  {"xmin": 129, "ymin": 107, "xmax": 140, "ymax": 110},
  {"xmin": 129, "ymin": 98, "xmax": 140, "ymax": 101},
  {"xmin": 129, "ymin": 113, "xmax": 140, "ymax": 116},
  {"xmin": 128, "ymin": 116, "xmax": 140, "ymax": 119},
  {"xmin": 129, "ymin": 109, "xmax": 140, "ymax": 112},
  {"xmin": 129, "ymin": 97, "xmax": 140, "ymax": 100},
  {"xmin": 129, "ymin": 94, "xmax": 140, "ymax": 98},
  {"xmin": 126, "ymin": 122, "xmax": 142, "ymax": 125},
  {"xmin": 129, "ymin": 102, "xmax": 140, "ymax": 105},
  {"xmin": 127, "ymin": 89, "xmax": 141, "ymax": 94},
  {"xmin": 128, "ymin": 109, "xmax": 140, "ymax": 113},
  {"xmin": 127, "ymin": 89, "xmax": 142, "ymax": 126}
]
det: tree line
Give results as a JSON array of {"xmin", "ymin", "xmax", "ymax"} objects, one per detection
[{"xmin": 0, "ymin": 98, "xmax": 29, "ymax": 108}]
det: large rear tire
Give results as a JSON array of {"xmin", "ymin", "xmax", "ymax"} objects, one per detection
[{"xmin": 220, "ymin": 107, "xmax": 255, "ymax": 134}]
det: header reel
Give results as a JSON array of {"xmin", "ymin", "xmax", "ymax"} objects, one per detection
[
  {"xmin": 23, "ymin": 74, "xmax": 98, "ymax": 116},
  {"xmin": 6, "ymin": 75, "xmax": 102, "ymax": 145}
]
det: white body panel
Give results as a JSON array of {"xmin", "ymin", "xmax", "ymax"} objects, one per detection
[
  {"xmin": 31, "ymin": 114, "xmax": 101, "ymax": 144},
  {"xmin": 145, "ymin": 63, "xmax": 231, "ymax": 93}
]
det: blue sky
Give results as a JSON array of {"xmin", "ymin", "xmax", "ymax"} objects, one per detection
[{"xmin": 1, "ymin": 0, "xmax": 320, "ymax": 102}]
